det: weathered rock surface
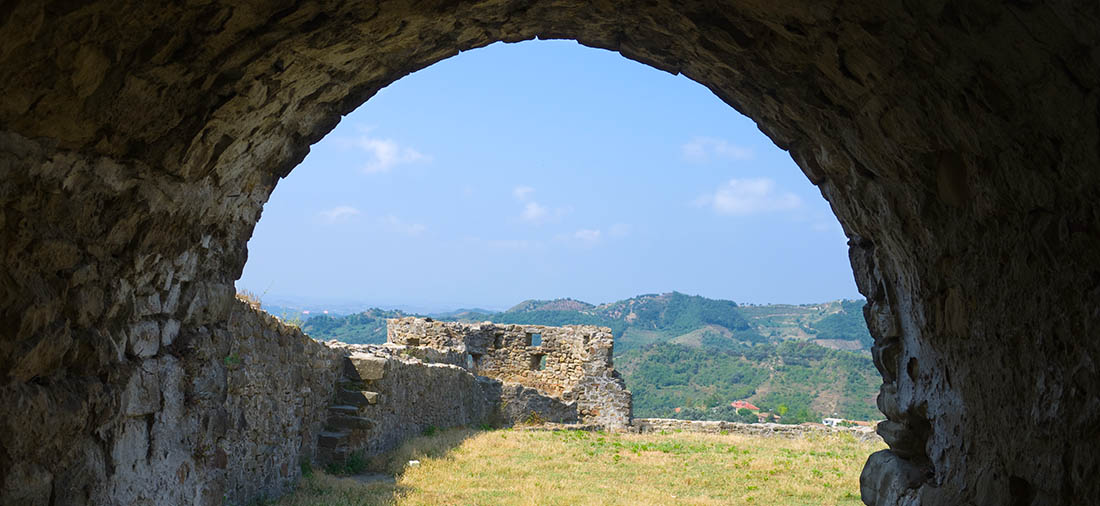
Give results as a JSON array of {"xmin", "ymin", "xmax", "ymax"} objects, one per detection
[
  {"xmin": 388, "ymin": 317, "xmax": 632, "ymax": 427},
  {"xmin": 311, "ymin": 318, "xmax": 633, "ymax": 467},
  {"xmin": 0, "ymin": 298, "xmax": 342, "ymax": 505},
  {"xmin": 1, "ymin": 1, "xmax": 1099, "ymax": 505},
  {"xmin": 316, "ymin": 343, "xmax": 501, "ymax": 463}
]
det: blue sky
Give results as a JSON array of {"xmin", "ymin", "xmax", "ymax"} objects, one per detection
[{"xmin": 238, "ymin": 40, "xmax": 860, "ymax": 312}]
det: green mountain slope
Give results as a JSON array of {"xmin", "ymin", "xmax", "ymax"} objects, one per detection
[
  {"xmin": 739, "ymin": 299, "xmax": 871, "ymax": 351},
  {"xmin": 474, "ymin": 292, "xmax": 766, "ymax": 352},
  {"xmin": 617, "ymin": 341, "xmax": 880, "ymax": 421},
  {"xmin": 301, "ymin": 308, "xmax": 413, "ymax": 344}
]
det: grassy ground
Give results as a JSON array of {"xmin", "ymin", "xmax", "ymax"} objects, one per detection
[{"xmin": 277, "ymin": 427, "xmax": 883, "ymax": 506}]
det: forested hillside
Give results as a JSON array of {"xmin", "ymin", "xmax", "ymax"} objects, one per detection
[
  {"xmin": 617, "ymin": 341, "xmax": 880, "ymax": 422},
  {"xmin": 301, "ymin": 308, "xmax": 412, "ymax": 343}
]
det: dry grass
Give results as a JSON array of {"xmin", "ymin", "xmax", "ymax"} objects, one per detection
[
  {"xmin": 276, "ymin": 427, "xmax": 884, "ymax": 505},
  {"xmin": 236, "ymin": 290, "xmax": 262, "ymax": 310}
]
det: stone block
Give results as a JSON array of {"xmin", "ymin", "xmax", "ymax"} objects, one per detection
[
  {"xmin": 161, "ymin": 319, "xmax": 180, "ymax": 347},
  {"xmin": 325, "ymin": 414, "xmax": 373, "ymax": 431},
  {"xmin": 318, "ymin": 431, "xmax": 349, "ymax": 449},
  {"xmin": 349, "ymin": 353, "xmax": 386, "ymax": 380},
  {"xmin": 129, "ymin": 321, "xmax": 160, "ymax": 358},
  {"xmin": 335, "ymin": 388, "xmax": 369, "ymax": 406},
  {"xmin": 122, "ymin": 362, "xmax": 160, "ymax": 416}
]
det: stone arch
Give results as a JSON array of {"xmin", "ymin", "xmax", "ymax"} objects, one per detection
[{"xmin": 2, "ymin": 2, "xmax": 1098, "ymax": 505}]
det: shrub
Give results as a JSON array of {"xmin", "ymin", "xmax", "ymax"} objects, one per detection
[
  {"xmin": 522, "ymin": 411, "xmax": 545, "ymax": 426},
  {"xmin": 324, "ymin": 451, "xmax": 367, "ymax": 476}
]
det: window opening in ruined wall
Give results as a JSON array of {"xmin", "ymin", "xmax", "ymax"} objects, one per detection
[
  {"xmin": 530, "ymin": 353, "xmax": 547, "ymax": 371},
  {"xmin": 467, "ymin": 352, "xmax": 483, "ymax": 371}
]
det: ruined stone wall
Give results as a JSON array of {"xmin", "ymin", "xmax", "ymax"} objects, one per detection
[
  {"xmin": 209, "ymin": 303, "xmax": 342, "ymax": 503},
  {"xmin": 632, "ymin": 418, "xmax": 881, "ymax": 444},
  {"xmin": 312, "ymin": 340, "xmax": 591, "ymax": 466},
  {"xmin": 388, "ymin": 318, "xmax": 632, "ymax": 427},
  {"xmin": 317, "ymin": 343, "xmax": 498, "ymax": 463},
  {"xmin": 0, "ymin": 292, "xmax": 343, "ymax": 505}
]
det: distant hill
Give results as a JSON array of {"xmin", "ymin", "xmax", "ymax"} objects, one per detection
[
  {"xmin": 739, "ymin": 298, "xmax": 872, "ymax": 351},
  {"xmin": 299, "ymin": 292, "xmax": 880, "ymax": 421},
  {"xmin": 475, "ymin": 292, "xmax": 767, "ymax": 352},
  {"xmin": 301, "ymin": 308, "xmax": 413, "ymax": 344},
  {"xmin": 617, "ymin": 341, "xmax": 881, "ymax": 421},
  {"xmin": 427, "ymin": 308, "xmax": 498, "ymax": 319}
]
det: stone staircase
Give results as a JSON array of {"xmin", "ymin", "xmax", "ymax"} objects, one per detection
[{"xmin": 316, "ymin": 354, "xmax": 386, "ymax": 465}]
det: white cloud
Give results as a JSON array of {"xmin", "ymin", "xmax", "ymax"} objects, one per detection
[
  {"xmin": 574, "ymin": 229, "xmax": 602, "ymax": 242},
  {"xmin": 319, "ymin": 205, "xmax": 361, "ymax": 222},
  {"xmin": 380, "ymin": 214, "xmax": 426, "ymax": 237},
  {"xmin": 609, "ymin": 223, "xmax": 632, "ymax": 238},
  {"xmin": 512, "ymin": 185, "xmax": 535, "ymax": 201},
  {"xmin": 695, "ymin": 178, "xmax": 802, "ymax": 216},
  {"xmin": 683, "ymin": 137, "xmax": 753, "ymax": 162},
  {"xmin": 511, "ymin": 186, "xmax": 569, "ymax": 224},
  {"xmin": 349, "ymin": 133, "xmax": 429, "ymax": 174},
  {"xmin": 520, "ymin": 202, "xmax": 549, "ymax": 222}
]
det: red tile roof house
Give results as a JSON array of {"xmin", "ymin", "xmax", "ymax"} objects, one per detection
[{"xmin": 731, "ymin": 400, "xmax": 761, "ymax": 411}]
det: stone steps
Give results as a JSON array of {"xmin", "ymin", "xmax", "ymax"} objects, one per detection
[
  {"xmin": 318, "ymin": 430, "xmax": 350, "ymax": 448},
  {"xmin": 325, "ymin": 413, "xmax": 373, "ymax": 431},
  {"xmin": 317, "ymin": 355, "xmax": 388, "ymax": 466},
  {"xmin": 336, "ymin": 388, "xmax": 379, "ymax": 406}
]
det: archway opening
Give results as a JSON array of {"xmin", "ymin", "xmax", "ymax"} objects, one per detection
[
  {"xmin": 238, "ymin": 39, "xmax": 882, "ymax": 500},
  {"xmin": 7, "ymin": 2, "xmax": 1093, "ymax": 505}
]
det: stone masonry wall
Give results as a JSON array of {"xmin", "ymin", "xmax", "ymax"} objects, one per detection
[
  {"xmin": 0, "ymin": 295, "xmax": 343, "ymax": 506},
  {"xmin": 316, "ymin": 343, "xmax": 499, "ymax": 464},
  {"xmin": 209, "ymin": 302, "xmax": 342, "ymax": 503},
  {"xmin": 387, "ymin": 318, "xmax": 632, "ymax": 428},
  {"xmin": 632, "ymin": 418, "xmax": 881, "ymax": 444}
]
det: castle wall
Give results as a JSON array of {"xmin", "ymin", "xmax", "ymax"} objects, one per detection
[
  {"xmin": 316, "ymin": 343, "xmax": 500, "ymax": 463},
  {"xmin": 387, "ymin": 318, "xmax": 631, "ymax": 427},
  {"xmin": 0, "ymin": 296, "xmax": 343, "ymax": 506}
]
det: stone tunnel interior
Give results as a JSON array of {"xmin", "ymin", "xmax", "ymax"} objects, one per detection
[{"xmin": 1, "ymin": 1, "xmax": 1099, "ymax": 505}]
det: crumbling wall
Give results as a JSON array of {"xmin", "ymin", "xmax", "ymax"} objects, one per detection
[
  {"xmin": 207, "ymin": 302, "xmax": 343, "ymax": 502},
  {"xmin": 316, "ymin": 343, "xmax": 499, "ymax": 463},
  {"xmin": 633, "ymin": 418, "xmax": 881, "ymax": 443},
  {"xmin": 0, "ymin": 295, "xmax": 343, "ymax": 506},
  {"xmin": 388, "ymin": 318, "xmax": 632, "ymax": 427},
  {"xmin": 313, "ymin": 339, "xmax": 602, "ymax": 467}
]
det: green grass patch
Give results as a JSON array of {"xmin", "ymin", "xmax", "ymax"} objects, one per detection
[{"xmin": 276, "ymin": 427, "xmax": 883, "ymax": 505}]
